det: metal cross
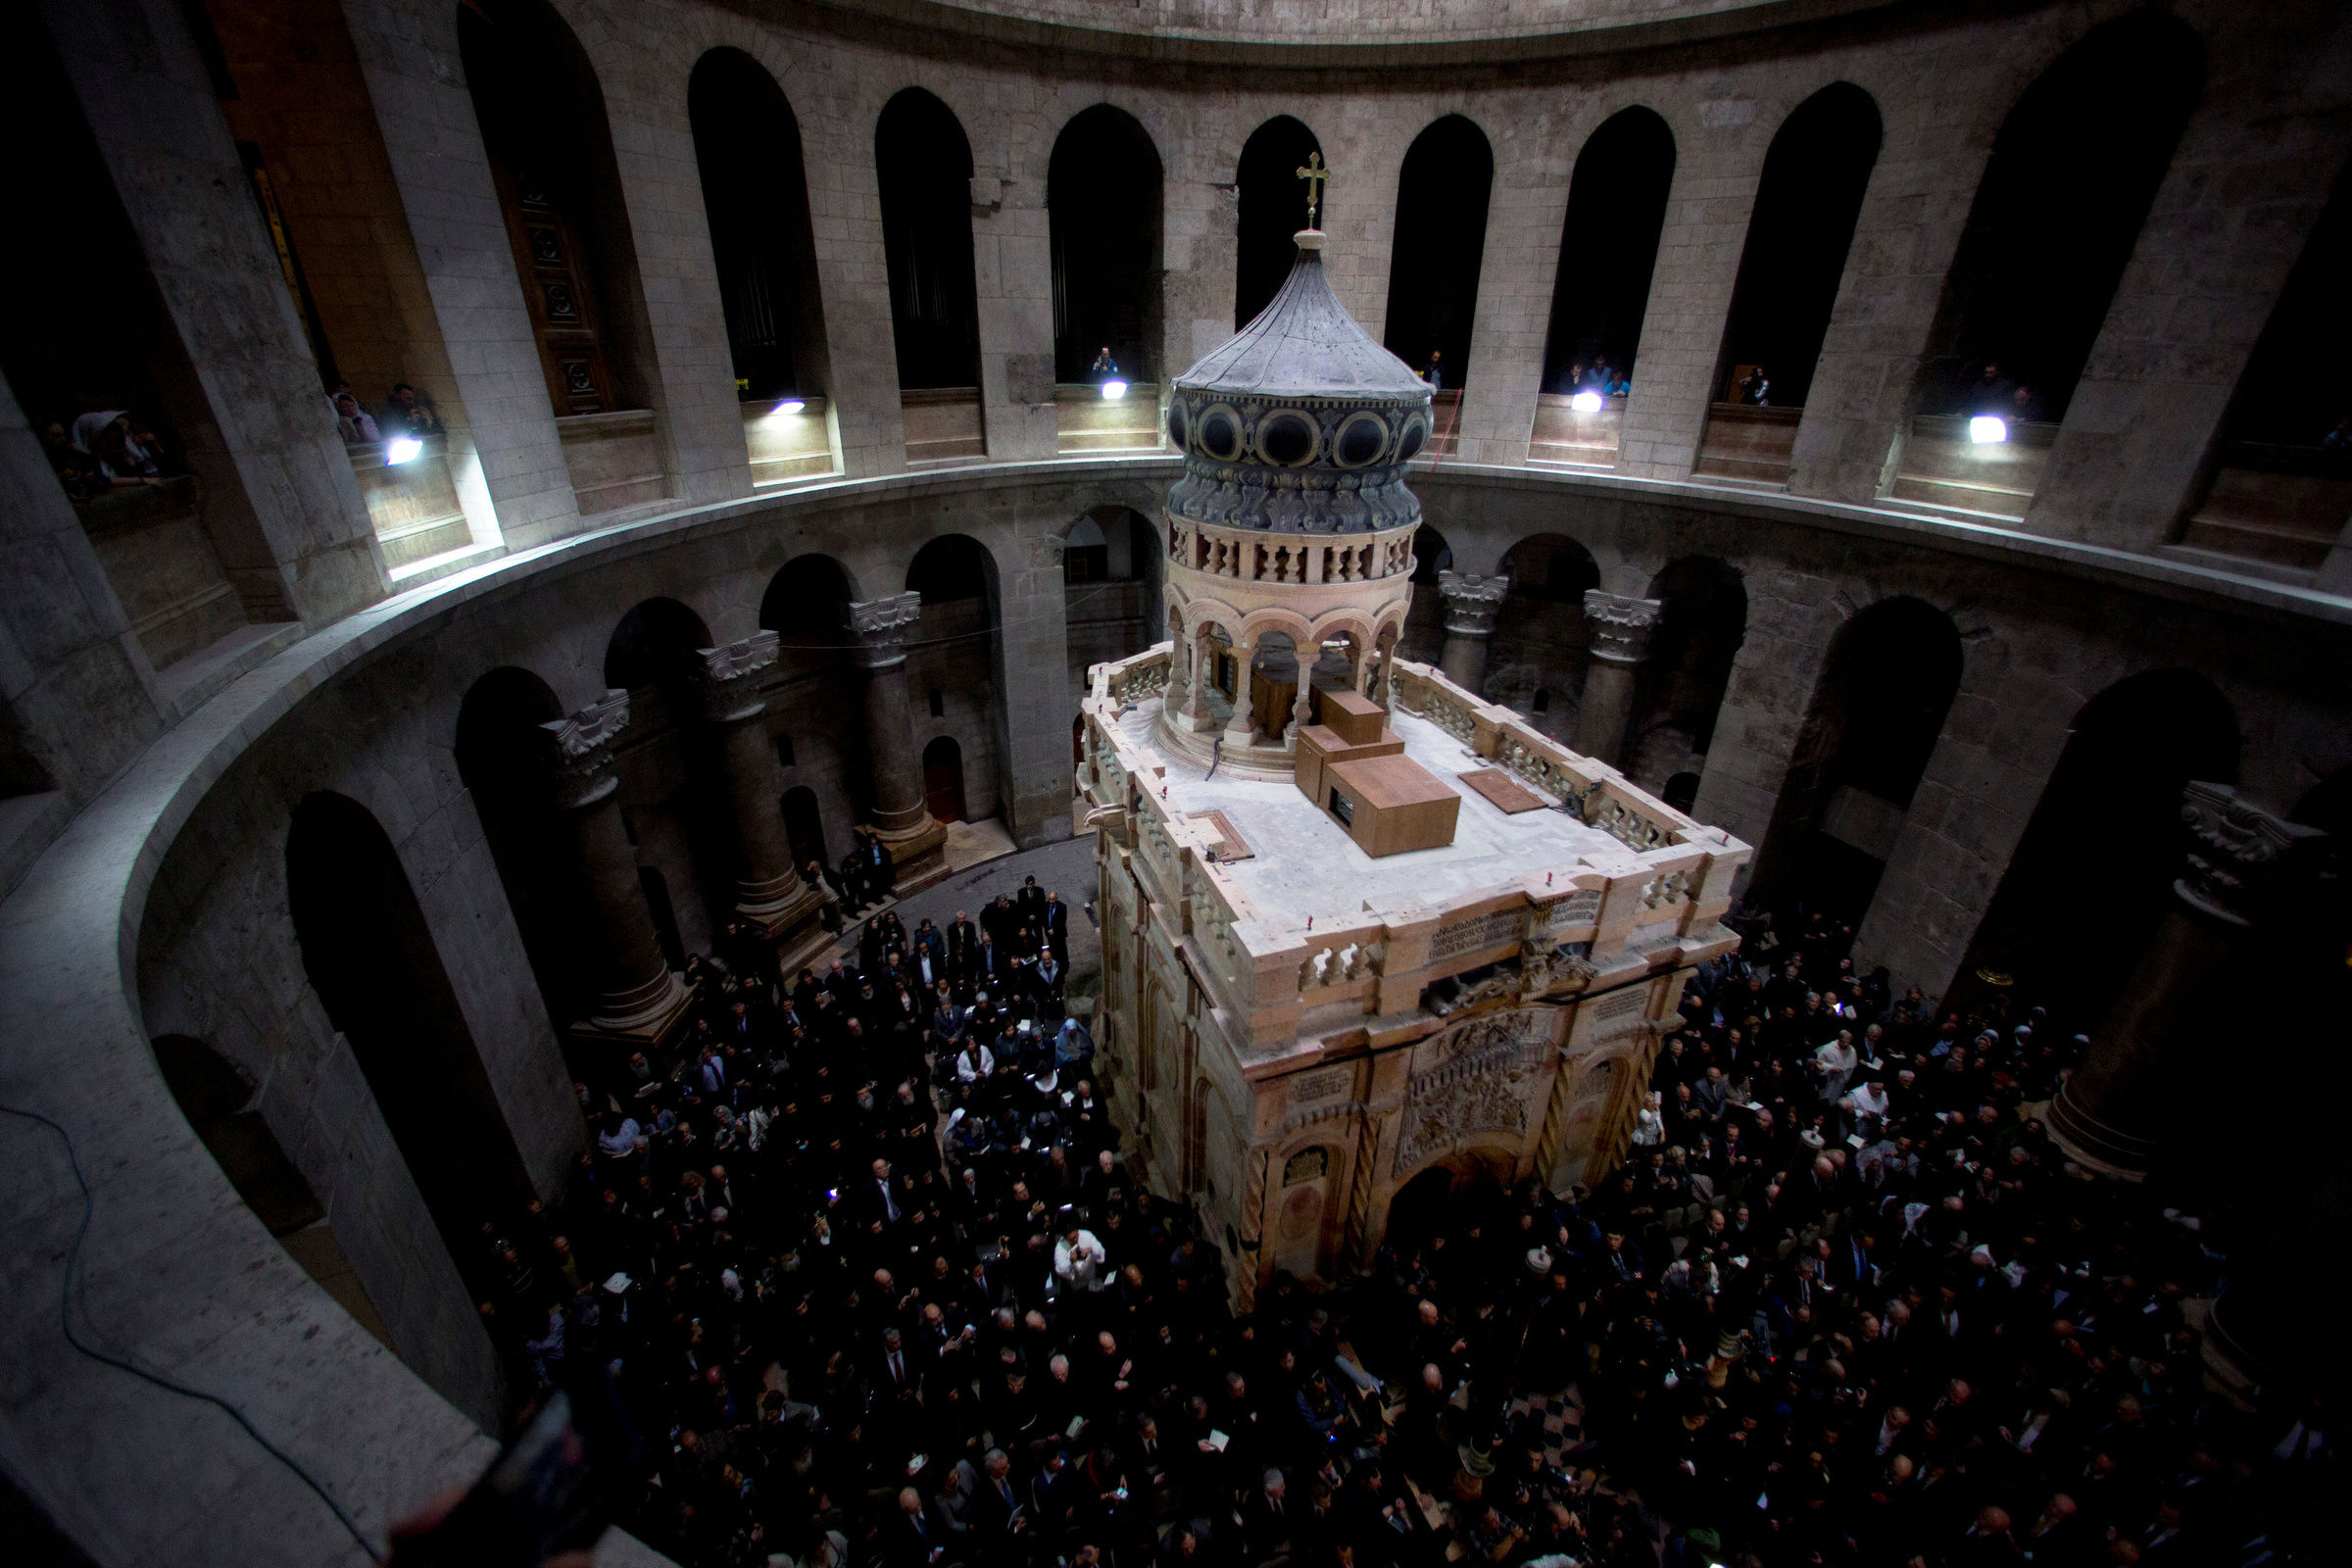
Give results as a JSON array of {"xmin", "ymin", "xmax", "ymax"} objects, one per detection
[{"xmin": 1296, "ymin": 152, "xmax": 1331, "ymax": 228}]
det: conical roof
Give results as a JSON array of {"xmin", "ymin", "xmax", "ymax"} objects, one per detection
[{"xmin": 1176, "ymin": 237, "xmax": 1432, "ymax": 401}]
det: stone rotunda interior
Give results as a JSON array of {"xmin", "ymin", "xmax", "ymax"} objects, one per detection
[{"xmin": 0, "ymin": 3, "xmax": 2346, "ymax": 1567}]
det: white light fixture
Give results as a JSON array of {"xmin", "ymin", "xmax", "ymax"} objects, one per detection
[
  {"xmin": 1101, "ymin": 379, "xmax": 1128, "ymax": 401},
  {"xmin": 1569, "ymin": 390, "xmax": 1604, "ymax": 414},
  {"xmin": 772, "ymin": 398, "xmax": 807, "ymax": 416},
  {"xmin": 1968, "ymin": 415, "xmax": 2008, "ymax": 445},
  {"xmin": 386, "ymin": 435, "xmax": 423, "ymax": 466}
]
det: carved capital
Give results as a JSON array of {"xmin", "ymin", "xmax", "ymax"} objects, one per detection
[
  {"xmin": 1437, "ymin": 569, "xmax": 1507, "ymax": 638},
  {"xmin": 1582, "ymin": 590, "xmax": 1663, "ymax": 664},
  {"xmin": 850, "ymin": 591, "xmax": 925, "ymax": 652},
  {"xmin": 540, "ymin": 689, "xmax": 630, "ymax": 808},
  {"xmin": 697, "ymin": 630, "xmax": 780, "ymax": 722},
  {"xmin": 2175, "ymin": 781, "xmax": 2329, "ymax": 927}
]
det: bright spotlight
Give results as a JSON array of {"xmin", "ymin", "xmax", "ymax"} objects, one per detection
[
  {"xmin": 1101, "ymin": 379, "xmax": 1129, "ymax": 401},
  {"xmin": 385, "ymin": 435, "xmax": 424, "ymax": 466},
  {"xmin": 1569, "ymin": 390, "xmax": 1604, "ymax": 414},
  {"xmin": 772, "ymin": 398, "xmax": 807, "ymax": 416},
  {"xmin": 1968, "ymin": 416, "xmax": 2008, "ymax": 445}
]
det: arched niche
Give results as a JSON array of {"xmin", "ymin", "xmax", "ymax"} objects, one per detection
[
  {"xmin": 1749, "ymin": 596, "xmax": 1963, "ymax": 926},
  {"xmin": 1383, "ymin": 115, "xmax": 1495, "ymax": 390},
  {"xmin": 758, "ymin": 554, "xmax": 859, "ymax": 879},
  {"xmin": 1952, "ymin": 669, "xmax": 2238, "ymax": 1027},
  {"xmin": 876, "ymin": 88, "xmax": 981, "ymax": 390},
  {"xmin": 603, "ymin": 597, "xmax": 723, "ymax": 950},
  {"xmin": 689, "ymin": 48, "xmax": 828, "ymax": 402},
  {"xmin": 1915, "ymin": 13, "xmax": 2203, "ymax": 423},
  {"xmin": 1050, "ymin": 105, "xmax": 1163, "ymax": 384},
  {"xmin": 1398, "ymin": 523, "xmax": 1453, "ymax": 663},
  {"xmin": 1490, "ymin": 533, "xmax": 1601, "ymax": 738},
  {"xmin": 455, "ymin": 666, "xmax": 575, "ymax": 1026},
  {"xmin": 1542, "ymin": 107, "xmax": 1676, "ymax": 395},
  {"xmin": 1630, "ymin": 557, "xmax": 1748, "ymax": 789},
  {"xmin": 1711, "ymin": 82, "xmax": 1883, "ymax": 412},
  {"xmin": 459, "ymin": 0, "xmax": 656, "ymax": 416},
  {"xmin": 1235, "ymin": 116, "xmax": 1324, "ymax": 328},
  {"xmin": 1062, "ymin": 506, "xmax": 1164, "ymax": 694},
  {"xmin": 285, "ymin": 792, "xmax": 540, "ymax": 1308},
  {"xmin": 906, "ymin": 535, "xmax": 1006, "ymax": 822}
]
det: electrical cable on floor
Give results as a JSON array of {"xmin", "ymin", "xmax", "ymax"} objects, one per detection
[{"xmin": 0, "ymin": 1102, "xmax": 384, "ymax": 1563}]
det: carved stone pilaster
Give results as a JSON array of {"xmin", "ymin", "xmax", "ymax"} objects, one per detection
[
  {"xmin": 850, "ymin": 591, "xmax": 924, "ymax": 664},
  {"xmin": 696, "ymin": 630, "xmax": 779, "ymax": 724},
  {"xmin": 1581, "ymin": 590, "xmax": 1663, "ymax": 665},
  {"xmin": 1436, "ymin": 570, "xmax": 1507, "ymax": 637},
  {"xmin": 849, "ymin": 590, "xmax": 940, "ymax": 846},
  {"xmin": 540, "ymin": 690, "xmax": 630, "ymax": 809},
  {"xmin": 2175, "ymin": 780, "xmax": 2328, "ymax": 926}
]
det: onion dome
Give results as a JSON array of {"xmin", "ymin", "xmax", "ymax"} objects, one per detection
[{"xmin": 1164, "ymin": 231, "xmax": 1434, "ymax": 536}]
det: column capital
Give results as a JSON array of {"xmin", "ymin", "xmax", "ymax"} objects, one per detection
[
  {"xmin": 540, "ymin": 689, "xmax": 630, "ymax": 808},
  {"xmin": 1582, "ymin": 590, "xmax": 1664, "ymax": 664},
  {"xmin": 2175, "ymin": 780, "xmax": 2330, "ymax": 927},
  {"xmin": 696, "ymin": 630, "xmax": 780, "ymax": 722},
  {"xmin": 1436, "ymin": 569, "xmax": 1508, "ymax": 637},
  {"xmin": 851, "ymin": 591, "xmax": 925, "ymax": 659}
]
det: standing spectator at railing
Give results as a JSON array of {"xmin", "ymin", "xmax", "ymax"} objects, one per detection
[
  {"xmin": 383, "ymin": 381, "xmax": 445, "ymax": 439},
  {"xmin": 332, "ymin": 391, "xmax": 379, "ymax": 445}
]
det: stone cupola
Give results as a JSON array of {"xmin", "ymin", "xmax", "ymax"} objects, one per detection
[{"xmin": 1156, "ymin": 228, "xmax": 1435, "ymax": 776}]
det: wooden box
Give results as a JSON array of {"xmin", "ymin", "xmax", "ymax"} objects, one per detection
[
  {"xmin": 1313, "ymin": 687, "xmax": 1388, "ymax": 747},
  {"xmin": 1296, "ymin": 723, "xmax": 1404, "ymax": 805},
  {"xmin": 1325, "ymin": 755, "xmax": 1460, "ymax": 858}
]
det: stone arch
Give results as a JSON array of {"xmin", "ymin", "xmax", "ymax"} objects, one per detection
[
  {"xmin": 1236, "ymin": 115, "xmax": 1325, "ymax": 327},
  {"xmin": 906, "ymin": 534, "xmax": 1007, "ymax": 823},
  {"xmin": 1629, "ymin": 557, "xmax": 1748, "ymax": 791},
  {"xmin": 459, "ymin": 0, "xmax": 660, "ymax": 417},
  {"xmin": 876, "ymin": 87, "xmax": 981, "ymax": 390},
  {"xmin": 760, "ymin": 552, "xmax": 859, "ymax": 642},
  {"xmin": 602, "ymin": 596, "xmax": 725, "ymax": 945},
  {"xmin": 1490, "ymin": 533, "xmax": 1603, "ymax": 737},
  {"xmin": 1050, "ymin": 104, "xmax": 1164, "ymax": 383},
  {"xmin": 1384, "ymin": 115, "xmax": 1495, "ymax": 386},
  {"xmin": 1542, "ymin": 105, "xmax": 1676, "ymax": 393},
  {"xmin": 1951, "ymin": 668, "xmax": 2238, "ymax": 1027},
  {"xmin": 285, "ymin": 792, "xmax": 540, "ymax": 1315},
  {"xmin": 604, "ymin": 596, "xmax": 713, "ymax": 693},
  {"xmin": 1399, "ymin": 523, "xmax": 1454, "ymax": 663},
  {"xmin": 1913, "ymin": 10, "xmax": 2203, "ymax": 423},
  {"xmin": 1710, "ymin": 81, "xmax": 1883, "ymax": 411},
  {"xmin": 688, "ymin": 47, "xmax": 829, "ymax": 402},
  {"xmin": 455, "ymin": 666, "xmax": 576, "ymax": 1026},
  {"xmin": 1748, "ymin": 595, "xmax": 1964, "ymax": 925},
  {"xmin": 1064, "ymin": 506, "xmax": 1163, "ymax": 694}
]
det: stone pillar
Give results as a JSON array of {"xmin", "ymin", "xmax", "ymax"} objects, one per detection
[
  {"xmin": 2049, "ymin": 783, "xmax": 2328, "ymax": 1180},
  {"xmin": 696, "ymin": 631, "xmax": 815, "ymax": 936},
  {"xmin": 1575, "ymin": 591, "xmax": 1663, "ymax": 768},
  {"xmin": 850, "ymin": 592, "xmax": 949, "ymax": 872},
  {"xmin": 1177, "ymin": 629, "xmax": 1220, "ymax": 732},
  {"xmin": 1437, "ymin": 571, "xmax": 1508, "ymax": 695},
  {"xmin": 1223, "ymin": 639, "xmax": 1258, "ymax": 744},
  {"xmin": 542, "ymin": 692, "xmax": 689, "ymax": 1040},
  {"xmin": 1288, "ymin": 678, "xmax": 1313, "ymax": 749}
]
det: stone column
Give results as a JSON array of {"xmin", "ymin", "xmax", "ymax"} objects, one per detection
[
  {"xmin": 1437, "ymin": 571, "xmax": 1508, "ymax": 696},
  {"xmin": 696, "ymin": 631, "xmax": 814, "ymax": 936},
  {"xmin": 2049, "ymin": 783, "xmax": 2328, "ymax": 1180},
  {"xmin": 851, "ymin": 592, "xmax": 948, "ymax": 861},
  {"xmin": 1177, "ymin": 628, "xmax": 1220, "ymax": 732},
  {"xmin": 1575, "ymin": 591, "xmax": 1663, "ymax": 768},
  {"xmin": 1222, "ymin": 638, "xmax": 1260, "ymax": 745},
  {"xmin": 542, "ymin": 691, "xmax": 689, "ymax": 1039}
]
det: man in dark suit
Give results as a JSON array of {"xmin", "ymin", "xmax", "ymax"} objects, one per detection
[
  {"xmin": 948, "ymin": 909, "xmax": 980, "ymax": 982},
  {"xmin": 1016, "ymin": 875, "xmax": 1047, "ymax": 931},
  {"xmin": 1243, "ymin": 1468, "xmax": 1293, "ymax": 1563},
  {"xmin": 885, "ymin": 1487, "xmax": 944, "ymax": 1568},
  {"xmin": 1041, "ymin": 891, "xmax": 1070, "ymax": 961}
]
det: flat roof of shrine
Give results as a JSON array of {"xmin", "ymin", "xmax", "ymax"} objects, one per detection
[{"xmin": 1114, "ymin": 700, "xmax": 1634, "ymax": 926}]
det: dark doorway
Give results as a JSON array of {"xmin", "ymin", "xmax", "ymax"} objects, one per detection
[
  {"xmin": 285, "ymin": 793, "xmax": 539, "ymax": 1298},
  {"xmin": 906, "ymin": 535, "xmax": 1003, "ymax": 821},
  {"xmin": 1050, "ymin": 105, "xmax": 1163, "ymax": 383},
  {"xmin": 1542, "ymin": 107, "xmax": 1676, "ymax": 395},
  {"xmin": 875, "ymin": 89, "xmax": 981, "ymax": 390},
  {"xmin": 1749, "ymin": 598, "xmax": 1963, "ymax": 926},
  {"xmin": 1384, "ymin": 1157, "xmax": 1506, "ymax": 1251},
  {"xmin": 1383, "ymin": 116, "xmax": 1495, "ymax": 388},
  {"xmin": 456, "ymin": 666, "xmax": 575, "ymax": 1026},
  {"xmin": 1712, "ymin": 83, "xmax": 1882, "ymax": 409},
  {"xmin": 459, "ymin": 0, "xmax": 652, "ymax": 416},
  {"xmin": 924, "ymin": 735, "xmax": 968, "ymax": 822},
  {"xmin": 688, "ymin": 48, "xmax": 827, "ymax": 401},
  {"xmin": 1235, "ymin": 116, "xmax": 1324, "ymax": 328},
  {"xmin": 639, "ymin": 865, "xmax": 687, "ymax": 970},
  {"xmin": 1952, "ymin": 670, "xmax": 2238, "ymax": 1028},
  {"xmin": 781, "ymin": 784, "xmax": 826, "ymax": 870},
  {"xmin": 1663, "ymin": 772, "xmax": 1701, "ymax": 813},
  {"xmin": 1914, "ymin": 13, "xmax": 2202, "ymax": 422}
]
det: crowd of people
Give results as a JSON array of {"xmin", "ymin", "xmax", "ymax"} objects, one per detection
[
  {"xmin": 454, "ymin": 886, "xmax": 2327, "ymax": 1568},
  {"xmin": 38, "ymin": 407, "xmax": 171, "ymax": 501}
]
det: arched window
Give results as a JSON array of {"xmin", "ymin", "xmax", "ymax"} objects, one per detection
[
  {"xmin": 1711, "ymin": 83, "xmax": 1883, "ymax": 412},
  {"xmin": 1235, "ymin": 116, "xmax": 1323, "ymax": 328},
  {"xmin": 1063, "ymin": 515, "xmax": 1108, "ymax": 584},
  {"xmin": 1541, "ymin": 108, "xmax": 1676, "ymax": 395},
  {"xmin": 876, "ymin": 89, "xmax": 981, "ymax": 390},
  {"xmin": 459, "ymin": 0, "xmax": 653, "ymax": 416},
  {"xmin": 689, "ymin": 49, "xmax": 826, "ymax": 401},
  {"xmin": 1050, "ymin": 106, "xmax": 1162, "ymax": 383},
  {"xmin": 1383, "ymin": 116, "xmax": 1495, "ymax": 389},
  {"xmin": 1915, "ymin": 14, "xmax": 2202, "ymax": 423}
]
